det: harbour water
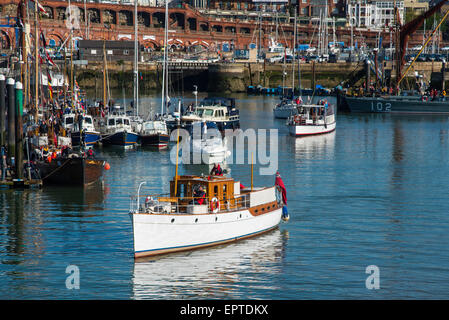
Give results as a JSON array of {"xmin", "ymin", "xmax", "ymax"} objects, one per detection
[{"xmin": 2, "ymin": 94, "xmax": 449, "ymax": 299}]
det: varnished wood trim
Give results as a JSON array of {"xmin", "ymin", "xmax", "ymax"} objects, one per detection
[{"xmin": 248, "ymin": 201, "xmax": 281, "ymax": 216}]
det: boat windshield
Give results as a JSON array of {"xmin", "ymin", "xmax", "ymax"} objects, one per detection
[
  {"xmin": 197, "ymin": 109, "xmax": 214, "ymax": 117},
  {"xmin": 144, "ymin": 122, "xmax": 155, "ymax": 130},
  {"xmin": 84, "ymin": 117, "xmax": 92, "ymax": 124},
  {"xmin": 117, "ymin": 118, "xmax": 123, "ymax": 125},
  {"xmin": 108, "ymin": 119, "xmax": 115, "ymax": 126}
]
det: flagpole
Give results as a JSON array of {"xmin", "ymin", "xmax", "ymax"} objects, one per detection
[{"xmin": 20, "ymin": 0, "xmax": 28, "ymax": 110}]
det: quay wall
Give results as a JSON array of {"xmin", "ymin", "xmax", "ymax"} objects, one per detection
[{"xmin": 69, "ymin": 61, "xmax": 445, "ymax": 94}]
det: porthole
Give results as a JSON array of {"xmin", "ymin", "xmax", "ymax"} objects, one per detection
[
  {"xmin": 239, "ymin": 214, "xmax": 242, "ymax": 218},
  {"xmin": 171, "ymin": 218, "xmax": 175, "ymax": 223},
  {"xmin": 255, "ymin": 209, "xmax": 258, "ymax": 213},
  {"xmin": 215, "ymin": 217, "xmax": 218, "ymax": 222},
  {"xmin": 195, "ymin": 218, "xmax": 198, "ymax": 223}
]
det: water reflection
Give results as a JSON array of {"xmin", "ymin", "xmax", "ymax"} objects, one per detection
[
  {"xmin": 0, "ymin": 190, "xmax": 46, "ymax": 262},
  {"xmin": 43, "ymin": 183, "xmax": 108, "ymax": 212},
  {"xmin": 292, "ymin": 131, "xmax": 336, "ymax": 160},
  {"xmin": 132, "ymin": 228, "xmax": 289, "ymax": 299}
]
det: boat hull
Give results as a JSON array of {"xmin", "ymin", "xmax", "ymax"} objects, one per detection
[
  {"xmin": 102, "ymin": 131, "xmax": 139, "ymax": 147},
  {"xmin": 167, "ymin": 119, "xmax": 240, "ymax": 134},
  {"xmin": 36, "ymin": 157, "xmax": 105, "ymax": 186},
  {"xmin": 273, "ymin": 107, "xmax": 298, "ymax": 119},
  {"xmin": 139, "ymin": 133, "xmax": 170, "ymax": 149},
  {"xmin": 288, "ymin": 121, "xmax": 336, "ymax": 136},
  {"xmin": 71, "ymin": 131, "xmax": 101, "ymax": 147},
  {"xmin": 131, "ymin": 207, "xmax": 282, "ymax": 258},
  {"xmin": 344, "ymin": 96, "xmax": 449, "ymax": 114}
]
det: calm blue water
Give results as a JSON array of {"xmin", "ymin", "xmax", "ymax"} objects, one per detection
[{"xmin": 2, "ymin": 93, "xmax": 449, "ymax": 299}]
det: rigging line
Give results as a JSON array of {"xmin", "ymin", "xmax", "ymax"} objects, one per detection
[{"xmin": 399, "ymin": 9, "xmax": 449, "ymax": 86}]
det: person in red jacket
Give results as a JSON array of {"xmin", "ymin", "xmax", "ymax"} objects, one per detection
[
  {"xmin": 194, "ymin": 186, "xmax": 206, "ymax": 205},
  {"xmin": 210, "ymin": 163, "xmax": 223, "ymax": 176}
]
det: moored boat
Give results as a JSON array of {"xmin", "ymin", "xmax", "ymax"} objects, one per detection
[
  {"xmin": 99, "ymin": 110, "xmax": 139, "ymax": 147},
  {"xmin": 129, "ymin": 174, "xmax": 288, "ymax": 258},
  {"xmin": 62, "ymin": 113, "xmax": 101, "ymax": 147},
  {"xmin": 167, "ymin": 97, "xmax": 240, "ymax": 133},
  {"xmin": 32, "ymin": 150, "xmax": 109, "ymax": 186},
  {"xmin": 139, "ymin": 119, "xmax": 170, "ymax": 149},
  {"xmin": 287, "ymin": 101, "xmax": 336, "ymax": 136},
  {"xmin": 342, "ymin": 95, "xmax": 449, "ymax": 114},
  {"xmin": 273, "ymin": 98, "xmax": 301, "ymax": 119},
  {"xmin": 182, "ymin": 135, "xmax": 231, "ymax": 165}
]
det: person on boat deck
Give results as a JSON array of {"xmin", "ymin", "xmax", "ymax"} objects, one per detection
[
  {"xmin": 86, "ymin": 148, "xmax": 95, "ymax": 158},
  {"xmin": 193, "ymin": 186, "xmax": 206, "ymax": 205},
  {"xmin": 210, "ymin": 163, "xmax": 223, "ymax": 176}
]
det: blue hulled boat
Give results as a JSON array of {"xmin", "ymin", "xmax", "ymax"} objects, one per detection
[
  {"xmin": 99, "ymin": 111, "xmax": 139, "ymax": 147},
  {"xmin": 62, "ymin": 112, "xmax": 101, "ymax": 147}
]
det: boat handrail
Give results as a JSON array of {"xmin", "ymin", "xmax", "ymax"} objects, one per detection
[{"xmin": 129, "ymin": 193, "xmax": 251, "ymax": 214}]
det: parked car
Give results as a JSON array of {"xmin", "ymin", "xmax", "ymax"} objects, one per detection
[
  {"xmin": 306, "ymin": 55, "xmax": 319, "ymax": 63},
  {"xmin": 268, "ymin": 55, "xmax": 283, "ymax": 63},
  {"xmin": 282, "ymin": 55, "xmax": 294, "ymax": 63}
]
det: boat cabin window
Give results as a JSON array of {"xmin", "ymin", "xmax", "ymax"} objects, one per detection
[
  {"xmin": 176, "ymin": 184, "xmax": 186, "ymax": 197},
  {"xmin": 203, "ymin": 109, "xmax": 214, "ymax": 117},
  {"xmin": 108, "ymin": 119, "xmax": 115, "ymax": 126},
  {"xmin": 214, "ymin": 185, "xmax": 218, "ymax": 197},
  {"xmin": 223, "ymin": 184, "xmax": 227, "ymax": 200},
  {"xmin": 116, "ymin": 118, "xmax": 123, "ymax": 125},
  {"xmin": 84, "ymin": 117, "xmax": 92, "ymax": 124},
  {"xmin": 65, "ymin": 117, "xmax": 74, "ymax": 125}
]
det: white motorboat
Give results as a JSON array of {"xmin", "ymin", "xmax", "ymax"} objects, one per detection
[
  {"xmin": 286, "ymin": 101, "xmax": 336, "ymax": 136},
  {"xmin": 178, "ymin": 97, "xmax": 240, "ymax": 132},
  {"xmin": 98, "ymin": 107, "xmax": 139, "ymax": 147},
  {"xmin": 139, "ymin": 119, "xmax": 170, "ymax": 149},
  {"xmin": 129, "ymin": 174, "xmax": 288, "ymax": 258},
  {"xmin": 182, "ymin": 136, "xmax": 231, "ymax": 165},
  {"xmin": 61, "ymin": 111, "xmax": 101, "ymax": 147}
]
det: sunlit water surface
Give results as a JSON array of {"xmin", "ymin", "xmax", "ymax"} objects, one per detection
[{"xmin": 1, "ymin": 94, "xmax": 449, "ymax": 299}]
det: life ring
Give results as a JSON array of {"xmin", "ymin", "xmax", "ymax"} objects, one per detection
[
  {"xmin": 294, "ymin": 115, "xmax": 299, "ymax": 123},
  {"xmin": 210, "ymin": 197, "xmax": 220, "ymax": 213}
]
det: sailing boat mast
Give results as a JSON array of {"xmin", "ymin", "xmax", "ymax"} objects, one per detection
[
  {"xmin": 133, "ymin": 0, "xmax": 139, "ymax": 116},
  {"xmin": 394, "ymin": 0, "xmax": 401, "ymax": 92},
  {"xmin": 20, "ymin": 0, "xmax": 28, "ymax": 110},
  {"xmin": 34, "ymin": 0, "xmax": 39, "ymax": 120},
  {"xmin": 292, "ymin": 9, "xmax": 296, "ymax": 92},
  {"xmin": 103, "ymin": 40, "xmax": 107, "ymax": 108},
  {"xmin": 161, "ymin": 0, "xmax": 169, "ymax": 115}
]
